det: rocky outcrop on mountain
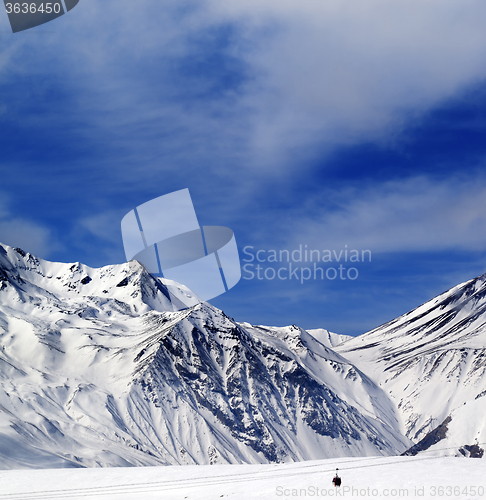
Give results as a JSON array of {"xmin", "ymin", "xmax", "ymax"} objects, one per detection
[{"xmin": 0, "ymin": 243, "xmax": 410, "ymax": 469}]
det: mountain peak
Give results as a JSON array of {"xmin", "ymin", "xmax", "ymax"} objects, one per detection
[
  {"xmin": 0, "ymin": 243, "xmax": 411, "ymax": 467},
  {"xmin": 336, "ymin": 273, "xmax": 486, "ymax": 445},
  {"xmin": 0, "ymin": 241, "xmax": 175, "ymax": 314},
  {"xmin": 2, "ymin": 243, "xmax": 484, "ymax": 466}
]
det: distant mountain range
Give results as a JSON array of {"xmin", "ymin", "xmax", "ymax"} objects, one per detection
[{"xmin": 0, "ymin": 242, "xmax": 483, "ymax": 468}]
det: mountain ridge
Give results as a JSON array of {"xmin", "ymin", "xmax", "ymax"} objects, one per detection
[
  {"xmin": 1, "ymin": 242, "xmax": 485, "ymax": 467},
  {"xmin": 0, "ymin": 242, "xmax": 411, "ymax": 468},
  {"xmin": 336, "ymin": 272, "xmax": 486, "ymax": 454}
]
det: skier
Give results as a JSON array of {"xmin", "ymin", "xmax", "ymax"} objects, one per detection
[{"xmin": 332, "ymin": 469, "xmax": 342, "ymax": 487}]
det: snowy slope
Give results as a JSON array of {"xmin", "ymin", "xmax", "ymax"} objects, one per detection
[
  {"xmin": 336, "ymin": 273, "xmax": 486, "ymax": 454},
  {"xmin": 306, "ymin": 328, "xmax": 353, "ymax": 348},
  {"xmin": 0, "ymin": 243, "xmax": 410, "ymax": 469},
  {"xmin": 403, "ymin": 396, "xmax": 486, "ymax": 459},
  {"xmin": 0, "ymin": 456, "xmax": 484, "ymax": 500}
]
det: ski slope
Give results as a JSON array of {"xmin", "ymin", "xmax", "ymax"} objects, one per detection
[{"xmin": 0, "ymin": 456, "xmax": 484, "ymax": 499}]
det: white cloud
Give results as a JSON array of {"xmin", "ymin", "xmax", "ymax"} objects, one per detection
[
  {"xmin": 0, "ymin": 218, "xmax": 52, "ymax": 256},
  {"xmin": 200, "ymin": 0, "xmax": 486, "ymax": 167},
  {"xmin": 287, "ymin": 174, "xmax": 486, "ymax": 253},
  {"xmin": 0, "ymin": 193, "xmax": 57, "ymax": 258},
  {"xmin": 0, "ymin": 216, "xmax": 55, "ymax": 260},
  {"xmin": 3, "ymin": 0, "xmax": 485, "ymax": 181},
  {"xmin": 77, "ymin": 211, "xmax": 124, "ymax": 245},
  {"xmin": 2, "ymin": 0, "xmax": 486, "ymax": 263}
]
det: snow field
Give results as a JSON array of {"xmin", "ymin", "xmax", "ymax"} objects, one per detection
[{"xmin": 0, "ymin": 456, "xmax": 484, "ymax": 500}]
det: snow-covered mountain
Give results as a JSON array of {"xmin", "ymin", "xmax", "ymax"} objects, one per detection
[
  {"xmin": 306, "ymin": 328, "xmax": 353, "ymax": 348},
  {"xmin": 0, "ymin": 243, "xmax": 411, "ymax": 469},
  {"xmin": 336, "ymin": 273, "xmax": 486, "ymax": 457}
]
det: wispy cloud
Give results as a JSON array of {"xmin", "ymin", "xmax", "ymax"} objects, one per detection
[
  {"xmin": 0, "ymin": 194, "xmax": 57, "ymax": 258},
  {"xmin": 2, "ymin": 0, "xmax": 486, "ymax": 334},
  {"xmin": 73, "ymin": 210, "xmax": 127, "ymax": 266},
  {"xmin": 3, "ymin": 0, "xmax": 486, "ymax": 187},
  {"xmin": 285, "ymin": 174, "xmax": 486, "ymax": 253}
]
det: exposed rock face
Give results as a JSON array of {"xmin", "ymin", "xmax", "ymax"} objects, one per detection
[
  {"xmin": 0, "ymin": 243, "xmax": 409, "ymax": 469},
  {"xmin": 402, "ymin": 416, "xmax": 452, "ymax": 456}
]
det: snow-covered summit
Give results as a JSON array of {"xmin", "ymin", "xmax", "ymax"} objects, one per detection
[
  {"xmin": 306, "ymin": 328, "xmax": 353, "ymax": 348},
  {"xmin": 1, "ymin": 242, "xmax": 484, "ymax": 468},
  {"xmin": 0, "ymin": 243, "xmax": 410, "ymax": 469},
  {"xmin": 0, "ymin": 243, "xmax": 174, "ymax": 314},
  {"xmin": 337, "ymin": 272, "xmax": 486, "ymax": 454}
]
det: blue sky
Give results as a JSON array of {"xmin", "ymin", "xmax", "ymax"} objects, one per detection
[{"xmin": 1, "ymin": 0, "xmax": 486, "ymax": 335}]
